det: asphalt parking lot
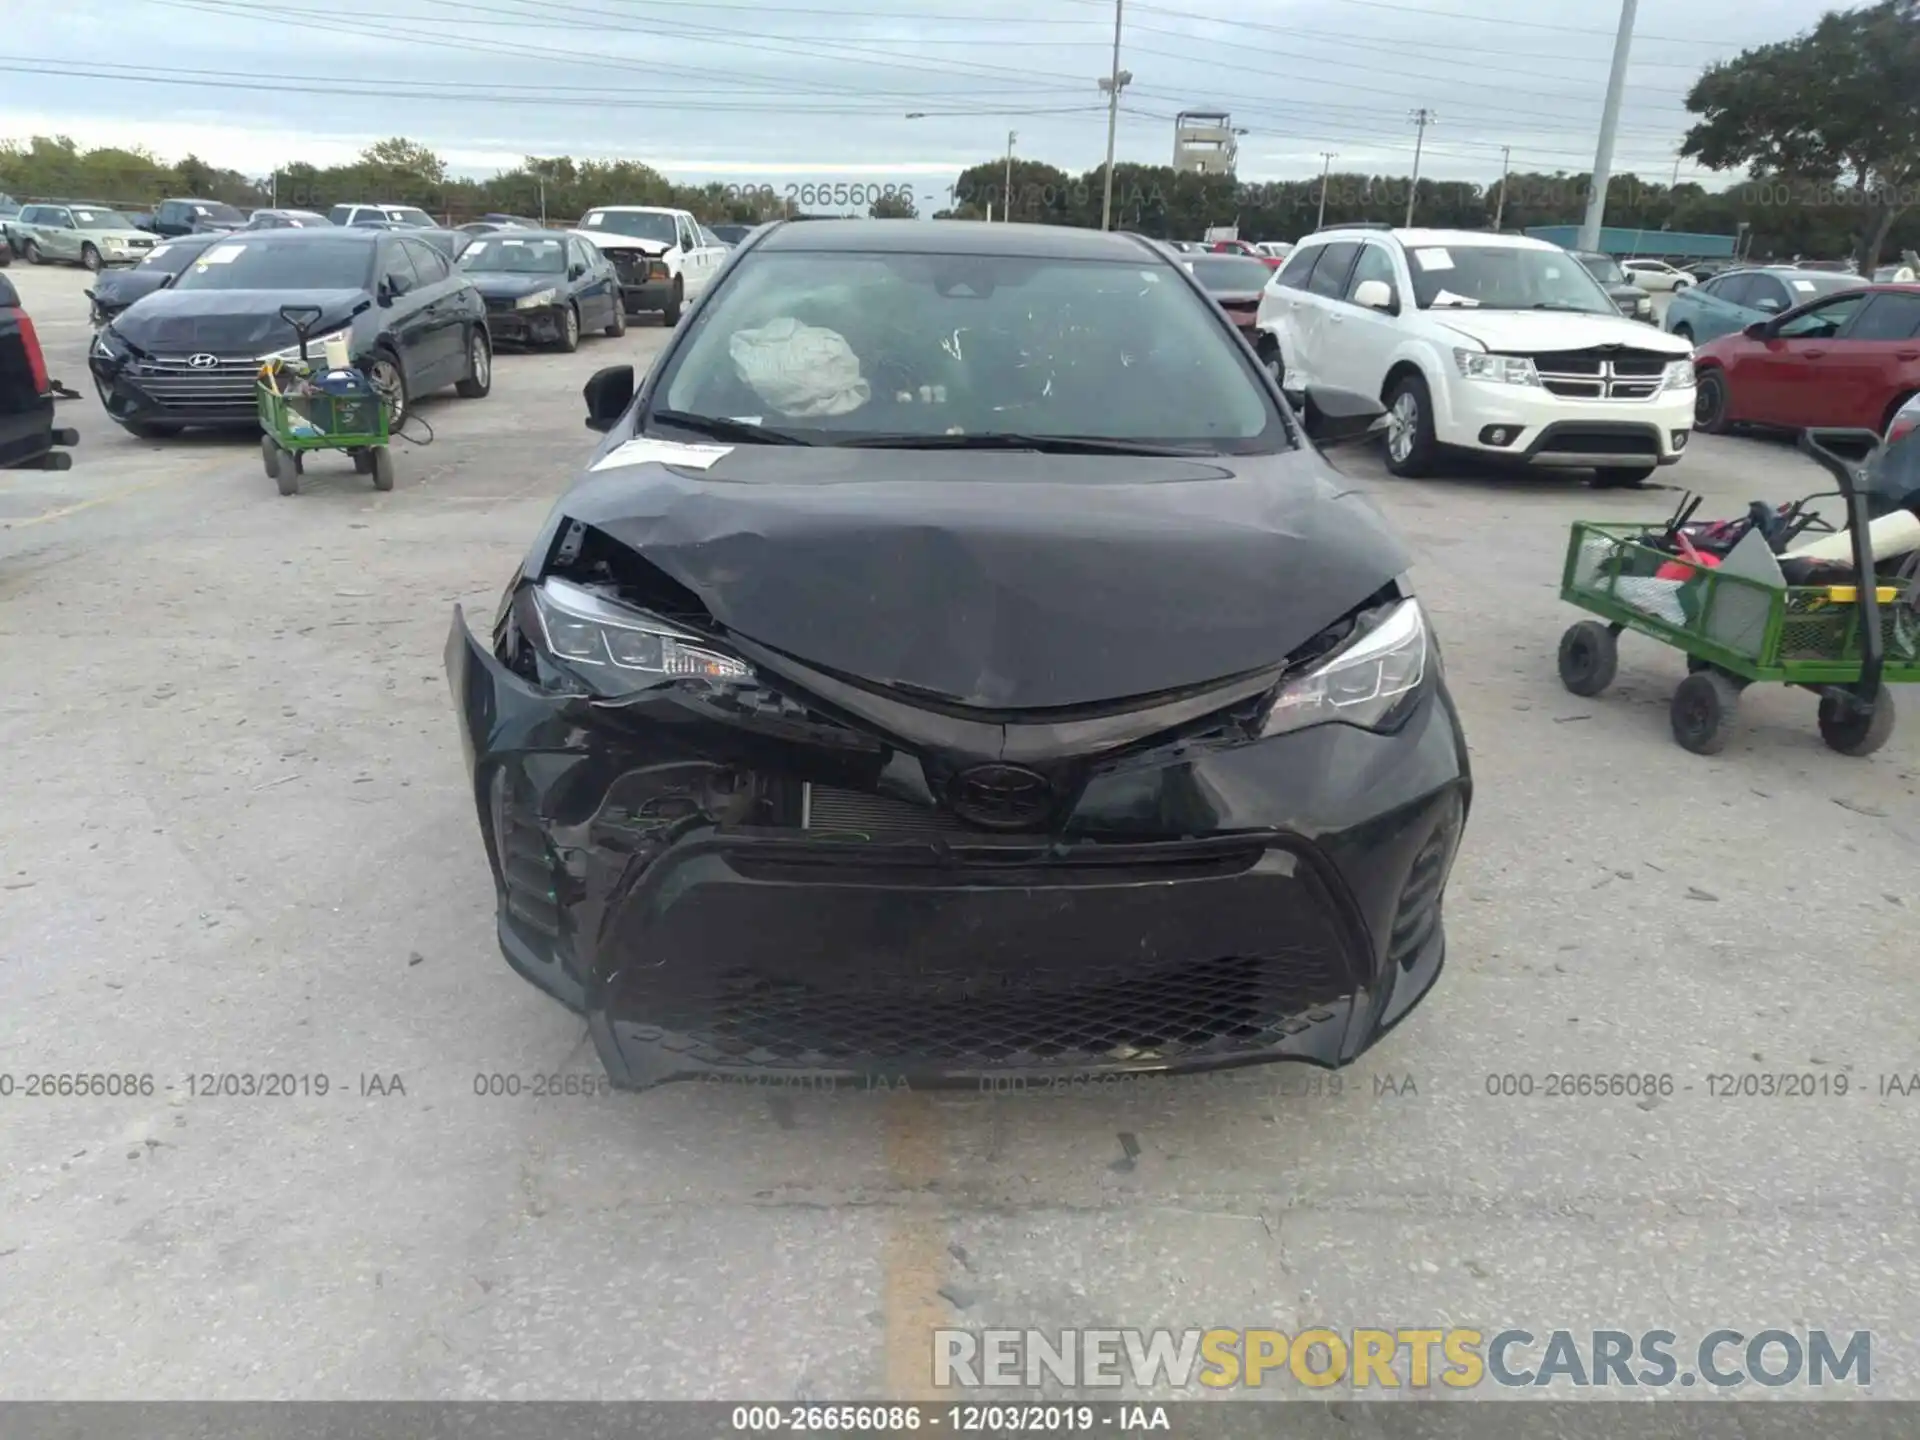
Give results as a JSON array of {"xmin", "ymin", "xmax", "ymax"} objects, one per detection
[{"xmin": 3, "ymin": 261, "xmax": 1917, "ymax": 1401}]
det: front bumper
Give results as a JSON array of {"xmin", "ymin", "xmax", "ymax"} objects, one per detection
[
  {"xmin": 618, "ymin": 280, "xmax": 674, "ymax": 316},
  {"xmin": 445, "ymin": 607, "xmax": 1472, "ymax": 1090},
  {"xmin": 482, "ymin": 300, "xmax": 567, "ymax": 346},
  {"xmin": 1433, "ymin": 376, "xmax": 1694, "ymax": 467},
  {"xmin": 89, "ymin": 351, "xmax": 261, "ymax": 430}
]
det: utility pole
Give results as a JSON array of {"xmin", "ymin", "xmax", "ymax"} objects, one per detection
[
  {"xmin": 1004, "ymin": 130, "xmax": 1017, "ymax": 223},
  {"xmin": 1492, "ymin": 145, "xmax": 1511, "ymax": 229},
  {"xmin": 1669, "ymin": 151, "xmax": 1682, "ymax": 188},
  {"xmin": 1316, "ymin": 152, "xmax": 1335, "ymax": 230},
  {"xmin": 1406, "ymin": 109, "xmax": 1434, "ymax": 227},
  {"xmin": 538, "ymin": 175, "xmax": 547, "ymax": 227},
  {"xmin": 1098, "ymin": 0, "xmax": 1130, "ymax": 231},
  {"xmin": 1579, "ymin": 0, "xmax": 1638, "ymax": 252}
]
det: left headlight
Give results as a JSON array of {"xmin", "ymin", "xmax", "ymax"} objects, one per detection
[
  {"xmin": 527, "ymin": 576, "xmax": 751, "ymax": 690},
  {"xmin": 515, "ymin": 288, "xmax": 559, "ymax": 310},
  {"xmin": 263, "ymin": 326, "xmax": 350, "ymax": 363},
  {"xmin": 1261, "ymin": 598, "xmax": 1429, "ymax": 738}
]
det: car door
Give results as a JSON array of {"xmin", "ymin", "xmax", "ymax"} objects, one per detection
[
  {"xmin": 696, "ymin": 225, "xmax": 729, "ymax": 289},
  {"xmin": 1685, "ymin": 273, "xmax": 1752, "ymax": 342},
  {"xmin": 399, "ymin": 236, "xmax": 464, "ymax": 384},
  {"xmin": 1738, "ymin": 289, "xmax": 1877, "ymax": 428},
  {"xmin": 35, "ymin": 208, "xmax": 75, "ymax": 262},
  {"xmin": 1256, "ymin": 242, "xmax": 1323, "ymax": 378},
  {"xmin": 674, "ymin": 215, "xmax": 705, "ymax": 296},
  {"xmin": 1317, "ymin": 240, "xmax": 1401, "ymax": 394},
  {"xmin": 375, "ymin": 240, "xmax": 438, "ymax": 389},
  {"xmin": 570, "ymin": 237, "xmax": 615, "ymax": 328},
  {"xmin": 1800, "ymin": 290, "xmax": 1920, "ymax": 430},
  {"xmin": 1291, "ymin": 240, "xmax": 1361, "ymax": 391}
]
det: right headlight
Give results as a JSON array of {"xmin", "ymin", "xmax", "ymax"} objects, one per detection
[
  {"xmin": 515, "ymin": 288, "xmax": 558, "ymax": 310},
  {"xmin": 1261, "ymin": 599, "xmax": 1429, "ymax": 737},
  {"xmin": 525, "ymin": 576, "xmax": 751, "ymax": 693},
  {"xmin": 1661, "ymin": 358, "xmax": 1697, "ymax": 391},
  {"xmin": 1453, "ymin": 348, "xmax": 1539, "ymax": 386}
]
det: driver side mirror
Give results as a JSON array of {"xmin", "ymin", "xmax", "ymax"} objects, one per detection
[
  {"xmin": 569, "ymin": 263, "xmax": 586, "ymax": 281},
  {"xmin": 1351, "ymin": 279, "xmax": 1397, "ymax": 313},
  {"xmin": 1742, "ymin": 320, "xmax": 1770, "ymax": 339},
  {"xmin": 1299, "ymin": 386, "xmax": 1388, "ymax": 449},
  {"xmin": 584, "ymin": 365, "xmax": 635, "ymax": 432}
]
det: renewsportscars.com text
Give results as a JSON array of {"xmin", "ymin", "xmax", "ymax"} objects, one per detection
[{"xmin": 933, "ymin": 1328, "xmax": 1872, "ymax": 1391}]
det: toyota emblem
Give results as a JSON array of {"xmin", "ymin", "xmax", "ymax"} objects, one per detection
[{"xmin": 187, "ymin": 353, "xmax": 219, "ymax": 369}]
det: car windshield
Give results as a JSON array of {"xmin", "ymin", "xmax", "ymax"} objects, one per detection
[
  {"xmin": 581, "ymin": 210, "xmax": 679, "ymax": 246},
  {"xmin": 652, "ymin": 249, "xmax": 1283, "ymax": 450},
  {"xmin": 167, "ymin": 239, "xmax": 373, "ymax": 291},
  {"xmin": 137, "ymin": 241, "xmax": 211, "ymax": 274},
  {"xmin": 70, "ymin": 208, "xmax": 135, "ymax": 229},
  {"xmin": 379, "ymin": 207, "xmax": 433, "ymax": 227},
  {"xmin": 197, "ymin": 203, "xmax": 245, "ymax": 222},
  {"xmin": 1187, "ymin": 256, "xmax": 1272, "ymax": 292},
  {"xmin": 1575, "ymin": 252, "xmax": 1628, "ymax": 285},
  {"xmin": 461, "ymin": 236, "xmax": 566, "ymax": 273},
  {"xmin": 1406, "ymin": 244, "xmax": 1618, "ymax": 312},
  {"xmin": 1784, "ymin": 273, "xmax": 1869, "ymax": 298}
]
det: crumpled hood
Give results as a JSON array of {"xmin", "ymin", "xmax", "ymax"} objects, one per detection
[
  {"xmin": 106, "ymin": 288, "xmax": 368, "ymax": 357},
  {"xmin": 467, "ymin": 272, "xmax": 565, "ymax": 300},
  {"xmin": 538, "ymin": 446, "xmax": 1412, "ymax": 710},
  {"xmin": 1430, "ymin": 308, "xmax": 1687, "ymax": 354},
  {"xmin": 572, "ymin": 230, "xmax": 667, "ymax": 256},
  {"xmin": 90, "ymin": 269, "xmax": 169, "ymax": 307}
]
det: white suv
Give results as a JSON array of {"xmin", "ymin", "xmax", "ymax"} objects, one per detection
[{"xmin": 1254, "ymin": 226, "xmax": 1697, "ymax": 486}]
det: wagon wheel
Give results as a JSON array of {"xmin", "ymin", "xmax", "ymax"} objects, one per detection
[{"xmin": 1670, "ymin": 671, "xmax": 1741, "ymax": 755}]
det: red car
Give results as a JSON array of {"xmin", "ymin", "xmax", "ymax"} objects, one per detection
[
  {"xmin": 1208, "ymin": 238, "xmax": 1284, "ymax": 270},
  {"xmin": 1693, "ymin": 282, "xmax": 1920, "ymax": 436}
]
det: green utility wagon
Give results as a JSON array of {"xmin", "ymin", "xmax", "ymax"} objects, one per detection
[
  {"xmin": 256, "ymin": 304, "xmax": 393, "ymax": 497},
  {"xmin": 1555, "ymin": 429, "xmax": 1918, "ymax": 758}
]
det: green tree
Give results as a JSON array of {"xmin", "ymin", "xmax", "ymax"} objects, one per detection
[
  {"xmin": 869, "ymin": 191, "xmax": 918, "ymax": 219},
  {"xmin": 1683, "ymin": 0, "xmax": 1920, "ymax": 270}
]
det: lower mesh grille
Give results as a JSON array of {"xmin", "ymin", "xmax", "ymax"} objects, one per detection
[
  {"xmin": 653, "ymin": 951, "xmax": 1353, "ymax": 1066},
  {"xmin": 1387, "ymin": 797, "xmax": 1461, "ymax": 970},
  {"xmin": 496, "ymin": 782, "xmax": 562, "ymax": 937},
  {"xmin": 803, "ymin": 783, "xmax": 974, "ymax": 839}
]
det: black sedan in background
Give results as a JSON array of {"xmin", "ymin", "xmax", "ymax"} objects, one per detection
[
  {"xmin": 1569, "ymin": 249, "xmax": 1656, "ymax": 322},
  {"xmin": 84, "ymin": 232, "xmax": 222, "ymax": 326},
  {"xmin": 1184, "ymin": 252, "xmax": 1272, "ymax": 338},
  {"xmin": 446, "ymin": 218, "xmax": 1470, "ymax": 1091},
  {"xmin": 710, "ymin": 223, "xmax": 754, "ymax": 246},
  {"xmin": 458, "ymin": 230, "xmax": 623, "ymax": 350},
  {"xmin": 240, "ymin": 209, "xmax": 331, "ymax": 231},
  {"xmin": 90, "ymin": 228, "xmax": 492, "ymax": 437}
]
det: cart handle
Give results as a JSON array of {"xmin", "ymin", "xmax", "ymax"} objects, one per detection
[
  {"xmin": 1798, "ymin": 427, "xmax": 1885, "ymax": 702},
  {"xmin": 278, "ymin": 304, "xmax": 326, "ymax": 363}
]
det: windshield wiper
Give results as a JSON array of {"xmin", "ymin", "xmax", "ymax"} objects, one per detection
[
  {"xmin": 830, "ymin": 432, "xmax": 1214, "ymax": 457},
  {"xmin": 648, "ymin": 409, "xmax": 812, "ymax": 445}
]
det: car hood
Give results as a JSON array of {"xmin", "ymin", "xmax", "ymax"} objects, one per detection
[
  {"xmin": 106, "ymin": 288, "xmax": 370, "ymax": 357},
  {"xmin": 574, "ymin": 231, "xmax": 668, "ymax": 255},
  {"xmin": 90, "ymin": 269, "xmax": 171, "ymax": 305},
  {"xmin": 534, "ymin": 445, "xmax": 1411, "ymax": 710},
  {"xmin": 466, "ymin": 272, "xmax": 566, "ymax": 299},
  {"xmin": 1428, "ymin": 308, "xmax": 1688, "ymax": 354},
  {"xmin": 84, "ymin": 229, "xmax": 157, "ymax": 245}
]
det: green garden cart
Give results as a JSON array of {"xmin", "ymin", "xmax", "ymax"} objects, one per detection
[
  {"xmin": 256, "ymin": 304, "xmax": 393, "ymax": 497},
  {"xmin": 1555, "ymin": 428, "xmax": 1918, "ymax": 758}
]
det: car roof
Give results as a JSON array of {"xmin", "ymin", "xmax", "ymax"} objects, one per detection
[
  {"xmin": 583, "ymin": 204, "xmax": 683, "ymax": 214},
  {"xmin": 1302, "ymin": 226, "xmax": 1558, "ymax": 252},
  {"xmin": 753, "ymin": 217, "xmax": 1164, "ymax": 261},
  {"xmin": 221, "ymin": 227, "xmax": 380, "ymax": 245},
  {"xmin": 468, "ymin": 227, "xmax": 573, "ymax": 241}
]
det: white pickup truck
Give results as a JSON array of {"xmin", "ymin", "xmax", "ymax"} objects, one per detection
[{"xmin": 574, "ymin": 205, "xmax": 729, "ymax": 324}]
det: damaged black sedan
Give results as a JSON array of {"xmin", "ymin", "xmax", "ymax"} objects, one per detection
[{"xmin": 446, "ymin": 218, "xmax": 1471, "ymax": 1091}]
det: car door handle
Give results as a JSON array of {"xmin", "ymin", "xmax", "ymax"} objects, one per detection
[
  {"xmin": 1896, "ymin": 350, "xmax": 1919, "ymax": 361},
  {"xmin": 1802, "ymin": 349, "xmax": 1826, "ymax": 359},
  {"xmin": 1327, "ymin": 312, "xmax": 1345, "ymax": 324}
]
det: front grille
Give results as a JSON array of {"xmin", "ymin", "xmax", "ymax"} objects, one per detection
[
  {"xmin": 125, "ymin": 355, "xmax": 261, "ymax": 411},
  {"xmin": 495, "ymin": 778, "xmax": 563, "ymax": 938},
  {"xmin": 651, "ymin": 951, "xmax": 1353, "ymax": 1067},
  {"xmin": 804, "ymin": 784, "xmax": 970, "ymax": 839},
  {"xmin": 1386, "ymin": 795, "xmax": 1463, "ymax": 971},
  {"xmin": 1525, "ymin": 347, "xmax": 1672, "ymax": 401},
  {"xmin": 610, "ymin": 253, "xmax": 660, "ymax": 285},
  {"xmin": 484, "ymin": 296, "xmax": 516, "ymax": 314},
  {"xmin": 1537, "ymin": 427, "xmax": 1660, "ymax": 457}
]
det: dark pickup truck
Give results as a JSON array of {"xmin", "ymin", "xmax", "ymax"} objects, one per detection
[{"xmin": 1, "ymin": 273, "xmax": 78, "ymax": 470}]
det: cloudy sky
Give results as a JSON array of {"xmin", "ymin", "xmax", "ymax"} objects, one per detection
[{"xmin": 2, "ymin": 0, "xmax": 1843, "ymax": 192}]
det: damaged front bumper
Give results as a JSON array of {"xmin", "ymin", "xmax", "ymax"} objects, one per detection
[
  {"xmin": 482, "ymin": 302, "xmax": 567, "ymax": 347},
  {"xmin": 446, "ymin": 608, "xmax": 1471, "ymax": 1091}
]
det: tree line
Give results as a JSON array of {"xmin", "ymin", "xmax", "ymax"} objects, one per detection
[{"xmin": 3, "ymin": 0, "xmax": 1913, "ymax": 265}]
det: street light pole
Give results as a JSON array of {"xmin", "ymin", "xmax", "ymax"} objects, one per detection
[
  {"xmin": 1099, "ymin": 0, "xmax": 1128, "ymax": 231},
  {"xmin": 1578, "ymin": 0, "xmax": 1638, "ymax": 252},
  {"xmin": 1005, "ymin": 129, "xmax": 1017, "ymax": 223},
  {"xmin": 1406, "ymin": 109, "xmax": 1434, "ymax": 227},
  {"xmin": 1316, "ymin": 152, "xmax": 1335, "ymax": 230},
  {"xmin": 1492, "ymin": 144, "xmax": 1511, "ymax": 229}
]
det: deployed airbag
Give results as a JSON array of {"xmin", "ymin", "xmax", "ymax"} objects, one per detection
[{"xmin": 728, "ymin": 318, "xmax": 872, "ymax": 417}]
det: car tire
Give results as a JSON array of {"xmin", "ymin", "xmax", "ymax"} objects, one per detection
[
  {"xmin": 556, "ymin": 302, "xmax": 581, "ymax": 354},
  {"xmin": 455, "ymin": 327, "xmax": 492, "ymax": 399},
  {"xmin": 81, "ymin": 244, "xmax": 103, "ymax": 272},
  {"xmin": 1818, "ymin": 687, "xmax": 1895, "ymax": 757},
  {"xmin": 1382, "ymin": 372, "xmax": 1438, "ymax": 477},
  {"xmin": 605, "ymin": 299, "xmax": 627, "ymax": 338},
  {"xmin": 1693, "ymin": 367, "xmax": 1730, "ymax": 434},
  {"xmin": 1671, "ymin": 323, "xmax": 1693, "ymax": 344},
  {"xmin": 1557, "ymin": 621, "xmax": 1619, "ymax": 697},
  {"xmin": 122, "ymin": 419, "xmax": 182, "ymax": 439},
  {"xmin": 23, "ymin": 239, "xmax": 44, "ymax": 265},
  {"xmin": 1673, "ymin": 278, "xmax": 1691, "ymax": 291},
  {"xmin": 0, "ymin": 243, "xmax": 10, "ymax": 268},
  {"xmin": 369, "ymin": 348, "xmax": 410, "ymax": 429},
  {"xmin": 662, "ymin": 278, "xmax": 683, "ymax": 327},
  {"xmin": 1670, "ymin": 670, "xmax": 1741, "ymax": 755},
  {"xmin": 1593, "ymin": 465, "xmax": 1657, "ymax": 489}
]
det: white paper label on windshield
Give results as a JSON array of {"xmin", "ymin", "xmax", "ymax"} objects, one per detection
[
  {"xmin": 1791, "ymin": 279, "xmax": 1816, "ymax": 292},
  {"xmin": 1431, "ymin": 289, "xmax": 1480, "ymax": 307},
  {"xmin": 1413, "ymin": 248, "xmax": 1454, "ymax": 272},
  {"xmin": 590, "ymin": 438, "xmax": 733, "ymax": 472},
  {"xmin": 200, "ymin": 244, "xmax": 245, "ymax": 264}
]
